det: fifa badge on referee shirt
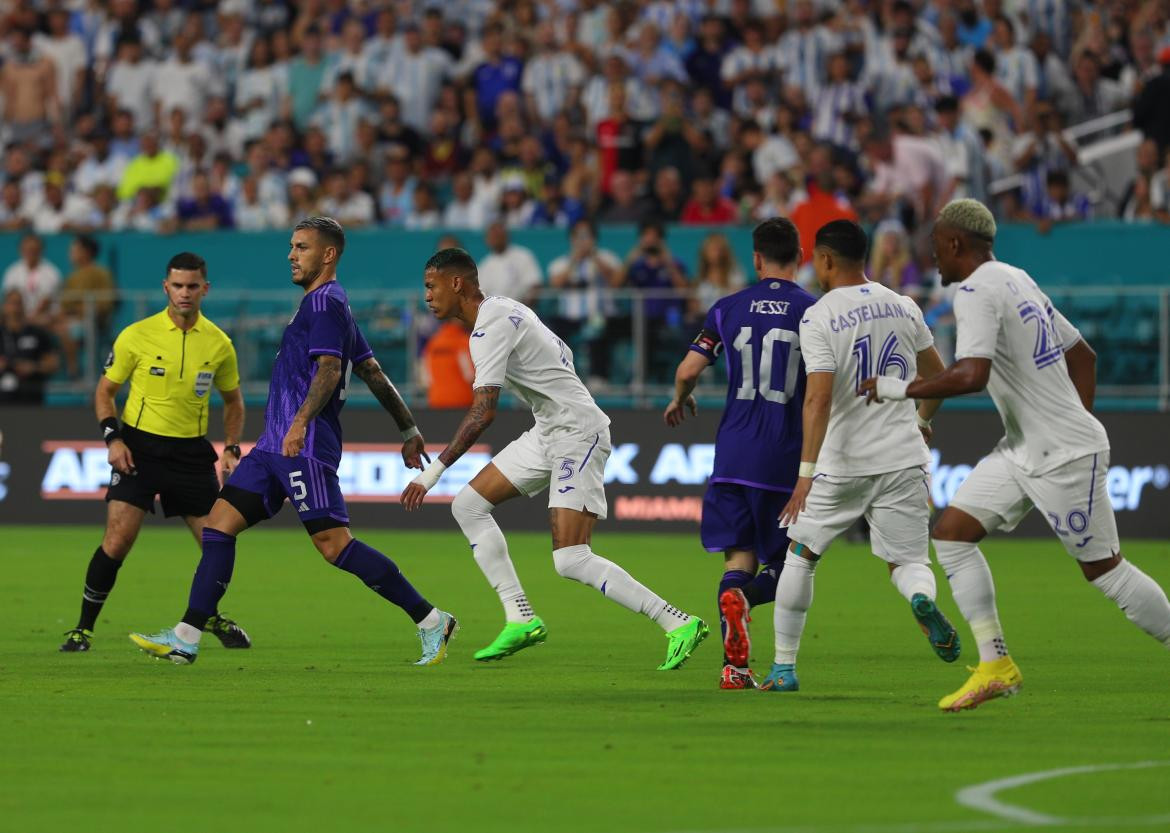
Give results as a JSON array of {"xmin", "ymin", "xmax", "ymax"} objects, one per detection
[{"xmin": 194, "ymin": 370, "xmax": 214, "ymax": 397}]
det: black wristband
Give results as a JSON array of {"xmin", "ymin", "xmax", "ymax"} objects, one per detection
[
  {"xmin": 100, "ymin": 417, "xmax": 122, "ymax": 446},
  {"xmin": 224, "ymin": 444, "xmax": 241, "ymax": 457}
]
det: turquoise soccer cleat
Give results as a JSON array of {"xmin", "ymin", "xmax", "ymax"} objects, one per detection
[
  {"xmin": 129, "ymin": 628, "xmax": 199, "ymax": 665},
  {"xmin": 910, "ymin": 593, "xmax": 961, "ymax": 663},
  {"xmin": 416, "ymin": 610, "xmax": 458, "ymax": 666},
  {"xmin": 759, "ymin": 663, "xmax": 799, "ymax": 692}
]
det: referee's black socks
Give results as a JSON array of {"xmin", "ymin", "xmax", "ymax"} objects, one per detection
[{"xmin": 77, "ymin": 547, "xmax": 123, "ymax": 631}]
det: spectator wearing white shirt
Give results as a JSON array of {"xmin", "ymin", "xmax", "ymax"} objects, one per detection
[
  {"xmin": 362, "ymin": 9, "xmax": 403, "ymax": 81},
  {"xmin": 93, "ymin": 0, "xmax": 162, "ymax": 70},
  {"xmin": 2, "ymin": 233, "xmax": 62, "ymax": 328},
  {"xmin": 860, "ymin": 128, "xmax": 953, "ymax": 228},
  {"xmin": 811, "ymin": 51, "xmax": 869, "ymax": 150},
  {"xmin": 930, "ymin": 13, "xmax": 973, "ymax": 89},
  {"xmin": 34, "ymin": 10, "xmax": 87, "ymax": 120},
  {"xmin": 624, "ymin": 22, "xmax": 688, "ymax": 87},
  {"xmin": 991, "ymin": 15, "xmax": 1038, "ymax": 116},
  {"xmin": 323, "ymin": 18, "xmax": 381, "ymax": 94},
  {"xmin": 235, "ymin": 36, "xmax": 287, "ymax": 143},
  {"xmin": 310, "ymin": 72, "xmax": 371, "ymax": 164},
  {"xmin": 721, "ymin": 23, "xmax": 784, "ymax": 116},
  {"xmin": 777, "ymin": 0, "xmax": 843, "ymax": 100},
  {"xmin": 153, "ymin": 31, "xmax": 218, "ymax": 124},
  {"xmin": 379, "ymin": 23, "xmax": 452, "ymax": 134},
  {"xmin": 866, "ymin": 26, "xmax": 920, "ymax": 110},
  {"xmin": 378, "ymin": 145, "xmax": 417, "ymax": 227},
  {"xmin": 582, "ymin": 53, "xmax": 658, "ymax": 128},
  {"xmin": 318, "ymin": 169, "xmax": 377, "ymax": 228},
  {"xmin": 933, "ymin": 95, "xmax": 990, "ymax": 203},
  {"xmin": 405, "ymin": 182, "xmax": 443, "ymax": 230},
  {"xmin": 104, "ymin": 36, "xmax": 156, "ymax": 131},
  {"xmin": 477, "ymin": 220, "xmax": 543, "ymax": 304},
  {"xmin": 72, "ymin": 132, "xmax": 128, "ymax": 197},
  {"xmin": 213, "ymin": 12, "xmax": 253, "ymax": 97},
  {"xmin": 234, "ymin": 173, "xmax": 291, "ymax": 231},
  {"xmin": 522, "ymin": 22, "xmax": 586, "ymax": 127},
  {"xmin": 443, "ymin": 172, "xmax": 494, "ymax": 229},
  {"xmin": 742, "ymin": 120, "xmax": 800, "ymax": 185},
  {"xmin": 29, "ymin": 178, "xmax": 92, "ymax": 235}
]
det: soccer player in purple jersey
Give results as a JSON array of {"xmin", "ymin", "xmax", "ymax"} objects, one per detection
[
  {"xmin": 664, "ymin": 218, "xmax": 817, "ymax": 689},
  {"xmin": 130, "ymin": 218, "xmax": 457, "ymax": 667}
]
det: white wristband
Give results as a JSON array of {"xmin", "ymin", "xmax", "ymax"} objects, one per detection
[
  {"xmin": 412, "ymin": 459, "xmax": 447, "ymax": 491},
  {"xmin": 916, "ymin": 413, "xmax": 932, "ymax": 429},
  {"xmin": 798, "ymin": 461, "xmax": 816, "ymax": 479},
  {"xmin": 402, "ymin": 425, "xmax": 420, "ymax": 441},
  {"xmin": 875, "ymin": 376, "xmax": 911, "ymax": 401}
]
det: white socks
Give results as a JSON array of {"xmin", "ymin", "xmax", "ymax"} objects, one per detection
[
  {"xmin": 933, "ymin": 539, "xmax": 1008, "ymax": 663},
  {"xmin": 551, "ymin": 544, "xmax": 689, "ymax": 632},
  {"xmin": 175, "ymin": 622, "xmax": 202, "ymax": 644},
  {"xmin": 417, "ymin": 608, "xmax": 442, "ymax": 630},
  {"xmin": 1091, "ymin": 559, "xmax": 1170, "ymax": 647},
  {"xmin": 452, "ymin": 487, "xmax": 534, "ymax": 623},
  {"xmin": 774, "ymin": 550, "xmax": 816, "ymax": 665},
  {"xmin": 890, "ymin": 563, "xmax": 936, "ymax": 602}
]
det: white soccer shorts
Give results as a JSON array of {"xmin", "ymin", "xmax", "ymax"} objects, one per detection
[
  {"xmin": 949, "ymin": 447, "xmax": 1119, "ymax": 562},
  {"xmin": 491, "ymin": 427, "xmax": 611, "ymax": 519},
  {"xmin": 787, "ymin": 465, "xmax": 931, "ymax": 564}
]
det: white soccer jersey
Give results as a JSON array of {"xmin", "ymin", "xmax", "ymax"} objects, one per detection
[
  {"xmin": 953, "ymin": 261, "xmax": 1109, "ymax": 475},
  {"xmin": 800, "ymin": 281, "xmax": 934, "ymax": 477},
  {"xmin": 469, "ymin": 296, "xmax": 610, "ymax": 443}
]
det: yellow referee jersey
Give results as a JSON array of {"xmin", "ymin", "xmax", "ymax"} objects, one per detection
[{"xmin": 104, "ymin": 310, "xmax": 240, "ymax": 438}]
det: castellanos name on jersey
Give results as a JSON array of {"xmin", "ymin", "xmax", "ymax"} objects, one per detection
[
  {"xmin": 800, "ymin": 281, "xmax": 934, "ymax": 478},
  {"xmin": 690, "ymin": 278, "xmax": 817, "ymax": 492},
  {"xmin": 469, "ymin": 295, "xmax": 610, "ymax": 442}
]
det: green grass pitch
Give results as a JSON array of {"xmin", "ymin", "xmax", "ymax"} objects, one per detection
[{"xmin": 3, "ymin": 526, "xmax": 1168, "ymax": 833}]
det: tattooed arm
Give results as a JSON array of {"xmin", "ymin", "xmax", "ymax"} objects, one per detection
[
  {"xmin": 282, "ymin": 355, "xmax": 342, "ymax": 456},
  {"xmin": 438, "ymin": 386, "xmax": 499, "ymax": 466},
  {"xmin": 400, "ymin": 386, "xmax": 500, "ymax": 511},
  {"xmin": 355, "ymin": 356, "xmax": 430, "ymax": 469}
]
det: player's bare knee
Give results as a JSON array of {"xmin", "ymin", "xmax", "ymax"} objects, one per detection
[
  {"xmin": 931, "ymin": 507, "xmax": 986, "ymax": 543},
  {"xmin": 100, "ymin": 533, "xmax": 134, "ymax": 560},
  {"xmin": 1079, "ymin": 553, "xmax": 1122, "ymax": 582},
  {"xmin": 311, "ymin": 529, "xmax": 350, "ymax": 563},
  {"xmin": 724, "ymin": 549, "xmax": 757, "ymax": 572}
]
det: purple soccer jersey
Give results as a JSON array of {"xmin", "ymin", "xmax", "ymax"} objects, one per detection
[
  {"xmin": 254, "ymin": 281, "xmax": 373, "ymax": 470},
  {"xmin": 689, "ymin": 278, "xmax": 817, "ymax": 493}
]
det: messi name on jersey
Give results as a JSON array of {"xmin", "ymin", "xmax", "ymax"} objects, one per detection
[{"xmin": 829, "ymin": 301, "xmax": 912, "ymax": 333}]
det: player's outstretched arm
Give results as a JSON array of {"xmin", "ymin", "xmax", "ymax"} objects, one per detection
[
  {"xmin": 912, "ymin": 345, "xmax": 948, "ymax": 441},
  {"xmin": 400, "ymin": 386, "xmax": 501, "ymax": 511},
  {"xmin": 283, "ymin": 355, "xmax": 342, "ymax": 456},
  {"xmin": 860, "ymin": 357, "xmax": 991, "ymax": 404},
  {"xmin": 96, "ymin": 375, "xmax": 135, "ymax": 474},
  {"xmin": 664, "ymin": 351, "xmax": 706, "ymax": 427},
  {"xmin": 780, "ymin": 372, "xmax": 833, "ymax": 528},
  {"xmin": 354, "ymin": 356, "xmax": 430, "ymax": 470}
]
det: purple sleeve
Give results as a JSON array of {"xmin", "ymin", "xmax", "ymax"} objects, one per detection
[
  {"xmin": 354, "ymin": 324, "xmax": 374, "ymax": 364},
  {"xmin": 687, "ymin": 302, "xmax": 723, "ymax": 364},
  {"xmin": 308, "ymin": 294, "xmax": 348, "ymax": 358}
]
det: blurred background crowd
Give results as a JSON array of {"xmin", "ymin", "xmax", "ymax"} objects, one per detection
[{"xmin": 1, "ymin": 0, "xmax": 1167, "ymax": 406}]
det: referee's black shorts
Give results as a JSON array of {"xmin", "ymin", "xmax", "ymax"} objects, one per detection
[{"xmin": 105, "ymin": 425, "xmax": 220, "ymax": 518}]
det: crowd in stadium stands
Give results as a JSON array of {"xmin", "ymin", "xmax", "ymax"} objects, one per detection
[{"xmin": 2, "ymin": 0, "xmax": 1169, "ymax": 390}]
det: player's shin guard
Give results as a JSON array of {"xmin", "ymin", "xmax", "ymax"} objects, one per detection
[
  {"xmin": 552, "ymin": 544, "xmax": 689, "ymax": 631},
  {"xmin": 334, "ymin": 538, "xmax": 433, "ymax": 624},
  {"xmin": 183, "ymin": 529, "xmax": 238, "ymax": 634},
  {"xmin": 452, "ymin": 486, "xmax": 533, "ymax": 622},
  {"xmin": 1091, "ymin": 559, "xmax": 1170, "ymax": 648},
  {"xmin": 774, "ymin": 550, "xmax": 816, "ymax": 665},
  {"xmin": 78, "ymin": 546, "xmax": 122, "ymax": 631},
  {"xmin": 890, "ymin": 563, "xmax": 936, "ymax": 602},
  {"xmin": 933, "ymin": 539, "xmax": 1009, "ymax": 662}
]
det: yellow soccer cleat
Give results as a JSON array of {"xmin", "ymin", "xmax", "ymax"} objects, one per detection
[{"xmin": 938, "ymin": 656, "xmax": 1023, "ymax": 712}]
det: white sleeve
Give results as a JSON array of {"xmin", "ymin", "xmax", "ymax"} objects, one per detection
[
  {"xmin": 953, "ymin": 284, "xmax": 1000, "ymax": 360},
  {"xmin": 799, "ymin": 312, "xmax": 836, "ymax": 374},
  {"xmin": 1052, "ymin": 306, "xmax": 1083, "ymax": 351},
  {"xmin": 907, "ymin": 300, "xmax": 935, "ymax": 351},
  {"xmin": 470, "ymin": 307, "xmax": 522, "ymax": 388}
]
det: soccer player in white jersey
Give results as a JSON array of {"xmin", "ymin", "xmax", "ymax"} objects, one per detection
[
  {"xmin": 401, "ymin": 248, "xmax": 709, "ymax": 669},
  {"xmin": 764, "ymin": 220, "xmax": 960, "ymax": 693},
  {"xmin": 861, "ymin": 199, "xmax": 1170, "ymax": 711}
]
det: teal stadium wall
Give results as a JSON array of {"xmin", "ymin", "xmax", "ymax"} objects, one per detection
[{"xmin": 2, "ymin": 222, "xmax": 1168, "ymax": 291}]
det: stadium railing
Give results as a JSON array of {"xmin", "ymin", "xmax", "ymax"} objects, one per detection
[{"xmin": 43, "ymin": 284, "xmax": 1170, "ymax": 411}]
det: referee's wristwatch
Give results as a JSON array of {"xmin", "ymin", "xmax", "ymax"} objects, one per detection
[{"xmin": 224, "ymin": 444, "xmax": 242, "ymax": 458}]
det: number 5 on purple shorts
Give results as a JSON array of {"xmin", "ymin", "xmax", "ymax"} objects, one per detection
[{"xmin": 226, "ymin": 449, "xmax": 350, "ymax": 525}]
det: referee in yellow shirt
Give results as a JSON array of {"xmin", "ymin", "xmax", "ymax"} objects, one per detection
[{"xmin": 60, "ymin": 253, "xmax": 251, "ymax": 652}]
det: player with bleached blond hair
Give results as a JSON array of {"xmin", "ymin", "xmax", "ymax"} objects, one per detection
[{"xmin": 861, "ymin": 198, "xmax": 1170, "ymax": 712}]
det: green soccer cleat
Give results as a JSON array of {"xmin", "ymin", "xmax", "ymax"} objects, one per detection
[
  {"xmin": 657, "ymin": 617, "xmax": 709, "ymax": 670},
  {"xmin": 205, "ymin": 612, "xmax": 252, "ymax": 649},
  {"xmin": 473, "ymin": 617, "xmax": 548, "ymax": 662},
  {"xmin": 59, "ymin": 628, "xmax": 93, "ymax": 653},
  {"xmin": 910, "ymin": 593, "xmax": 961, "ymax": 663}
]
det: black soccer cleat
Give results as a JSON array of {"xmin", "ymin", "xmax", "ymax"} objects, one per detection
[
  {"xmin": 59, "ymin": 628, "xmax": 93, "ymax": 652},
  {"xmin": 205, "ymin": 613, "xmax": 252, "ymax": 649}
]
